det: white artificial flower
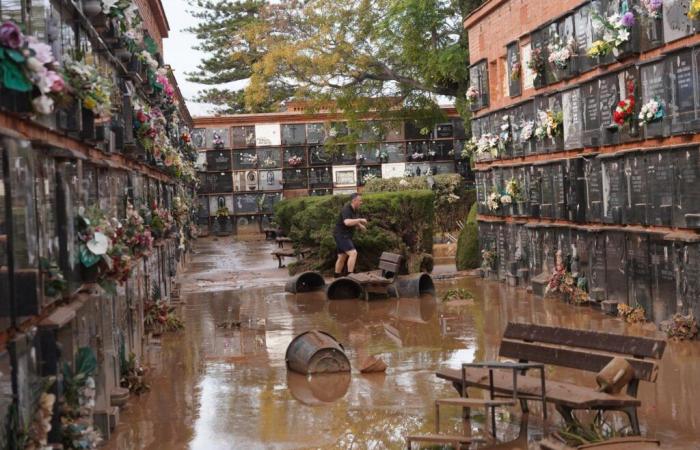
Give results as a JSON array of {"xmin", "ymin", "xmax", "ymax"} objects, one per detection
[
  {"xmin": 26, "ymin": 57, "xmax": 45, "ymax": 73},
  {"xmin": 32, "ymin": 95, "xmax": 54, "ymax": 114},
  {"xmin": 87, "ymin": 231, "xmax": 110, "ymax": 255}
]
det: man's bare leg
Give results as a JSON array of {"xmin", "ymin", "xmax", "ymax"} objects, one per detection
[
  {"xmin": 335, "ymin": 253, "xmax": 348, "ymax": 274},
  {"xmin": 346, "ymin": 249, "xmax": 358, "ymax": 273}
]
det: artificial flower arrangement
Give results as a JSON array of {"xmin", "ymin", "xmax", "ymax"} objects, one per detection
[
  {"xmin": 0, "ymin": 21, "xmax": 67, "ymax": 114},
  {"xmin": 261, "ymin": 156, "xmax": 277, "ymax": 168},
  {"xmin": 510, "ymin": 61, "xmax": 521, "ymax": 81},
  {"xmin": 638, "ymin": 97, "xmax": 664, "ymax": 126},
  {"xmin": 411, "ymin": 152, "xmax": 425, "ymax": 161},
  {"xmin": 535, "ymin": 109, "xmax": 563, "ymax": 141},
  {"xmin": 547, "ymin": 33, "xmax": 577, "ymax": 70},
  {"xmin": 461, "ymin": 137, "xmax": 477, "ymax": 160},
  {"xmin": 61, "ymin": 348, "xmax": 102, "ymax": 450},
  {"xmin": 545, "ymin": 266, "xmax": 589, "ymax": 304},
  {"xmin": 153, "ymin": 67, "xmax": 175, "ymax": 98},
  {"xmin": 212, "ymin": 132, "xmax": 225, "ymax": 149},
  {"xmin": 62, "ymin": 57, "xmax": 113, "ymax": 117},
  {"xmin": 362, "ymin": 173, "xmax": 378, "ymax": 184},
  {"xmin": 661, "ymin": 313, "xmax": 698, "ymax": 341},
  {"xmin": 356, "ymin": 152, "xmax": 366, "ymax": 163},
  {"xmin": 617, "ymin": 303, "xmax": 647, "ymax": 323},
  {"xmin": 505, "ymin": 178, "xmax": 523, "ymax": 202},
  {"xmin": 587, "ymin": 11, "xmax": 635, "ymax": 57},
  {"xmin": 215, "ymin": 206, "xmax": 230, "ymax": 218},
  {"xmin": 485, "ymin": 189, "xmax": 501, "ymax": 211},
  {"xmin": 476, "ymin": 133, "xmax": 503, "ymax": 157},
  {"xmin": 499, "ymin": 115, "xmax": 512, "ymax": 145},
  {"xmin": 519, "ymin": 120, "xmax": 536, "ymax": 142},
  {"xmin": 466, "ymin": 85, "xmax": 479, "ymax": 103},
  {"xmin": 527, "ymin": 47, "xmax": 546, "ymax": 81},
  {"xmin": 636, "ymin": 0, "xmax": 663, "ymax": 18},
  {"xmin": 612, "ymin": 80, "xmax": 636, "ymax": 128},
  {"xmin": 481, "ymin": 248, "xmax": 497, "ymax": 269},
  {"xmin": 143, "ymin": 202, "xmax": 176, "ymax": 240},
  {"xmin": 288, "ymin": 155, "xmax": 304, "ymax": 166},
  {"xmin": 241, "ymin": 152, "xmax": 258, "ymax": 165},
  {"xmin": 689, "ymin": 0, "xmax": 700, "ymax": 19},
  {"xmin": 122, "ymin": 202, "xmax": 153, "ymax": 259},
  {"xmin": 375, "ymin": 148, "xmax": 389, "ymax": 162}
]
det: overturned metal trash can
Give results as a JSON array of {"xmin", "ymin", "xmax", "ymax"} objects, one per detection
[
  {"xmin": 387, "ymin": 273, "xmax": 435, "ymax": 298},
  {"xmin": 285, "ymin": 271, "xmax": 326, "ymax": 293},
  {"xmin": 326, "ymin": 277, "xmax": 365, "ymax": 300},
  {"xmin": 286, "ymin": 330, "xmax": 351, "ymax": 374}
]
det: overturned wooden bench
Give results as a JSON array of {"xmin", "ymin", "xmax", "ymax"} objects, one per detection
[
  {"xmin": 436, "ymin": 322, "xmax": 666, "ymax": 435},
  {"xmin": 272, "ymin": 247, "xmax": 312, "ymax": 268}
]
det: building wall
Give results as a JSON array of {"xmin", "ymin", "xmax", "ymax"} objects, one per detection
[
  {"xmin": 135, "ymin": 0, "xmax": 169, "ymax": 51},
  {"xmin": 466, "ymin": 0, "xmax": 700, "ymax": 322},
  {"xmin": 193, "ymin": 110, "xmax": 471, "ymax": 235}
]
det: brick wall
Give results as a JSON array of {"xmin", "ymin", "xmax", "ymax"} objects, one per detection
[{"xmin": 136, "ymin": 0, "xmax": 168, "ymax": 52}]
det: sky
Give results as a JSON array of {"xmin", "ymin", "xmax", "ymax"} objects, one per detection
[{"xmin": 162, "ymin": 0, "xmax": 241, "ymax": 118}]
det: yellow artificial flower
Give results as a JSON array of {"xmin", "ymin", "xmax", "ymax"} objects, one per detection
[
  {"xmin": 83, "ymin": 97, "xmax": 96, "ymax": 111},
  {"xmin": 689, "ymin": 0, "xmax": 700, "ymax": 19}
]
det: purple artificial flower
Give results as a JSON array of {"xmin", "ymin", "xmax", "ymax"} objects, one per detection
[
  {"xmin": 0, "ymin": 21, "xmax": 23, "ymax": 49},
  {"xmin": 620, "ymin": 11, "xmax": 636, "ymax": 27},
  {"xmin": 650, "ymin": 0, "xmax": 663, "ymax": 10}
]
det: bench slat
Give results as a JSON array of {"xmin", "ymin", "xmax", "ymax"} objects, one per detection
[
  {"xmin": 435, "ymin": 367, "xmax": 641, "ymax": 409},
  {"xmin": 503, "ymin": 322, "xmax": 666, "ymax": 359},
  {"xmin": 379, "ymin": 252, "xmax": 402, "ymax": 263},
  {"xmin": 499, "ymin": 339, "xmax": 659, "ymax": 382}
]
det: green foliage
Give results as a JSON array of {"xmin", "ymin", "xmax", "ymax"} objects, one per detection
[
  {"xmin": 442, "ymin": 288, "xmax": 474, "ymax": 302},
  {"xmin": 363, "ymin": 174, "xmax": 474, "ymax": 232},
  {"xmin": 456, "ymin": 202, "xmax": 479, "ymax": 270},
  {"xmin": 274, "ymin": 191, "xmax": 434, "ymax": 274},
  {"xmin": 62, "ymin": 348, "xmax": 98, "ymax": 409},
  {"xmin": 185, "ymin": 0, "xmax": 485, "ymax": 121},
  {"xmin": 556, "ymin": 412, "xmax": 631, "ymax": 446}
]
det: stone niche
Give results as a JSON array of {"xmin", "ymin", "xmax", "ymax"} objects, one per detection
[
  {"xmin": 668, "ymin": 47, "xmax": 700, "ymax": 135},
  {"xmin": 639, "ymin": 58, "xmax": 671, "ymax": 139},
  {"xmin": 600, "ymin": 154, "xmax": 624, "ymax": 225}
]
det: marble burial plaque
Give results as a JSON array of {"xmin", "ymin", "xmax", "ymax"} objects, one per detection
[
  {"xmin": 552, "ymin": 162, "xmax": 567, "ymax": 220},
  {"xmin": 627, "ymin": 233, "xmax": 652, "ymax": 315},
  {"xmin": 574, "ymin": 1, "xmax": 598, "ymax": 73},
  {"xmin": 497, "ymin": 224, "xmax": 509, "ymax": 279},
  {"xmin": 548, "ymin": 94, "xmax": 565, "ymax": 152},
  {"xmin": 233, "ymin": 170, "xmax": 258, "ymax": 192},
  {"xmin": 206, "ymin": 150, "xmax": 231, "ymax": 171},
  {"xmin": 258, "ymin": 169, "xmax": 283, "ymax": 191},
  {"xmin": 669, "ymin": 49, "xmax": 699, "ymax": 134},
  {"xmin": 639, "ymin": 8, "xmax": 664, "ymax": 51},
  {"xmin": 281, "ymin": 124, "xmax": 306, "ymax": 145},
  {"xmin": 357, "ymin": 143, "xmax": 380, "ymax": 163},
  {"xmin": 563, "ymin": 87, "xmax": 583, "ymax": 150},
  {"xmin": 309, "ymin": 145, "xmax": 331, "ymax": 165},
  {"xmin": 521, "ymin": 43, "xmax": 535, "ymax": 90},
  {"xmin": 530, "ymin": 29, "xmax": 548, "ymax": 89},
  {"xmin": 475, "ymin": 171, "xmax": 487, "ymax": 215},
  {"xmin": 233, "ymin": 194, "xmax": 260, "ymax": 214},
  {"xmin": 663, "ymin": 0, "xmax": 695, "ymax": 43},
  {"xmin": 331, "ymin": 146, "xmax": 357, "ymax": 165},
  {"xmin": 617, "ymin": 67, "xmax": 641, "ymax": 143},
  {"xmin": 650, "ymin": 238, "xmax": 677, "ymax": 322},
  {"xmin": 452, "ymin": 118, "xmax": 467, "ymax": 139},
  {"xmin": 358, "ymin": 166, "xmax": 382, "ymax": 186},
  {"xmin": 526, "ymin": 227, "xmax": 544, "ymax": 276},
  {"xmin": 539, "ymin": 164, "xmax": 555, "ymax": 218},
  {"xmin": 469, "ymin": 60, "xmax": 490, "ymax": 110},
  {"xmin": 360, "ymin": 121, "xmax": 384, "ymax": 141},
  {"xmin": 282, "ymin": 168, "xmax": 308, "ymax": 189},
  {"xmin": 673, "ymin": 147, "xmax": 700, "ymax": 227},
  {"xmin": 527, "ymin": 165, "xmax": 542, "ymax": 217},
  {"xmin": 209, "ymin": 195, "xmax": 233, "ymax": 214},
  {"xmin": 332, "ymin": 166, "xmax": 357, "ymax": 187},
  {"xmin": 308, "ymin": 166, "xmax": 333, "ymax": 188},
  {"xmin": 601, "ymin": 156, "xmax": 624, "ymax": 224},
  {"xmin": 232, "ymin": 126, "xmax": 256, "ymax": 148},
  {"xmin": 625, "ymin": 152, "xmax": 650, "ymax": 225},
  {"xmin": 587, "ymin": 231, "xmax": 607, "ymax": 294},
  {"xmin": 507, "ymin": 42, "xmax": 522, "ymax": 97},
  {"xmin": 598, "ymin": 73, "xmax": 621, "ymax": 146},
  {"xmin": 234, "ymin": 150, "xmax": 258, "ymax": 170},
  {"xmin": 640, "ymin": 60, "xmax": 670, "ymax": 138},
  {"xmin": 259, "ymin": 192, "xmax": 283, "ymax": 214},
  {"xmin": 582, "ymin": 80, "xmax": 601, "ymax": 146},
  {"xmin": 534, "ymin": 97, "xmax": 549, "ymax": 154},
  {"xmin": 257, "ymin": 147, "xmax": 282, "ymax": 169},
  {"xmin": 381, "ymin": 143, "xmax": 405, "ymax": 163},
  {"xmin": 681, "ymin": 243, "xmax": 700, "ymax": 319},
  {"xmin": 407, "ymin": 140, "xmax": 430, "ymax": 158},
  {"xmin": 255, "ymin": 124, "xmax": 281, "ymax": 146},
  {"xmin": 583, "ymin": 156, "xmax": 603, "ymax": 222},
  {"xmin": 430, "ymin": 139, "xmax": 454, "ymax": 159},
  {"xmin": 381, "ymin": 163, "xmax": 406, "ymax": 179},
  {"xmin": 509, "ymin": 104, "xmax": 525, "ymax": 157},
  {"xmin": 565, "ymin": 158, "xmax": 586, "ymax": 223},
  {"xmin": 197, "ymin": 196, "xmax": 209, "ymax": 218},
  {"xmin": 604, "ymin": 231, "xmax": 629, "ymax": 304},
  {"xmin": 648, "ymin": 151, "xmax": 674, "ymax": 226},
  {"xmin": 546, "ymin": 21, "xmax": 569, "ymax": 84},
  {"xmin": 542, "ymin": 228, "xmax": 557, "ymax": 275},
  {"xmin": 284, "ymin": 147, "xmax": 307, "ymax": 167},
  {"xmin": 210, "ymin": 173, "xmax": 232, "ymax": 193},
  {"xmin": 404, "ymin": 121, "xmax": 424, "ymax": 140},
  {"xmin": 207, "ymin": 128, "xmax": 230, "ymax": 148},
  {"xmin": 512, "ymin": 165, "xmax": 529, "ymax": 216},
  {"xmin": 191, "ymin": 128, "xmax": 207, "ymax": 149},
  {"xmin": 306, "ymin": 123, "xmax": 325, "ymax": 144},
  {"xmin": 436, "ymin": 123, "xmax": 453, "ymax": 138},
  {"xmin": 521, "ymin": 100, "xmax": 537, "ymax": 155}
]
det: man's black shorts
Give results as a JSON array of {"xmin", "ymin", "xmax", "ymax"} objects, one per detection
[{"xmin": 334, "ymin": 235, "xmax": 355, "ymax": 254}]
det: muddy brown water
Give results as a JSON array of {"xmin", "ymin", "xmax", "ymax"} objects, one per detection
[{"xmin": 105, "ymin": 238, "xmax": 700, "ymax": 449}]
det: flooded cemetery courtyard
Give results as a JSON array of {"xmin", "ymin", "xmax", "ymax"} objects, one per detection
[{"xmin": 104, "ymin": 237, "xmax": 700, "ymax": 450}]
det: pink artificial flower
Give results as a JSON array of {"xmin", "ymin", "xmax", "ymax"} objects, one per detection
[
  {"xmin": 165, "ymin": 84, "xmax": 175, "ymax": 97},
  {"xmin": 26, "ymin": 36, "xmax": 54, "ymax": 64},
  {"xmin": 46, "ymin": 70, "xmax": 65, "ymax": 92},
  {"xmin": 0, "ymin": 21, "xmax": 23, "ymax": 49}
]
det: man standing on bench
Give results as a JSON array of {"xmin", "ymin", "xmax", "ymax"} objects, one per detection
[{"xmin": 333, "ymin": 193, "xmax": 367, "ymax": 278}]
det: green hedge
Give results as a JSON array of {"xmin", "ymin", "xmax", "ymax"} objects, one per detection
[
  {"xmin": 274, "ymin": 191, "xmax": 434, "ymax": 274},
  {"xmin": 363, "ymin": 174, "xmax": 474, "ymax": 233},
  {"xmin": 456, "ymin": 202, "xmax": 479, "ymax": 271}
]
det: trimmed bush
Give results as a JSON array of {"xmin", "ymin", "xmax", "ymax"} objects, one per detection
[
  {"xmin": 364, "ymin": 174, "xmax": 474, "ymax": 233},
  {"xmin": 456, "ymin": 202, "xmax": 479, "ymax": 270},
  {"xmin": 274, "ymin": 190, "xmax": 434, "ymax": 275}
]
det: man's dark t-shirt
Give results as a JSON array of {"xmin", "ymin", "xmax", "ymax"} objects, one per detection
[{"xmin": 334, "ymin": 203, "xmax": 358, "ymax": 238}]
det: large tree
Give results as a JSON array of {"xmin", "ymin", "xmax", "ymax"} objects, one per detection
[{"xmin": 187, "ymin": 0, "xmax": 483, "ymax": 122}]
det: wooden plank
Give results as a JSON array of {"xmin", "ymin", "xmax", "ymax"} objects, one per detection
[
  {"xmin": 503, "ymin": 322, "xmax": 666, "ymax": 359},
  {"xmin": 436, "ymin": 398, "xmax": 514, "ymax": 407},
  {"xmin": 379, "ymin": 252, "xmax": 402, "ymax": 263},
  {"xmin": 406, "ymin": 434, "xmax": 475, "ymax": 444},
  {"xmin": 436, "ymin": 367, "xmax": 641, "ymax": 409},
  {"xmin": 272, "ymin": 249, "xmax": 295, "ymax": 257},
  {"xmin": 498, "ymin": 340, "xmax": 659, "ymax": 382},
  {"xmin": 578, "ymin": 437, "xmax": 660, "ymax": 449}
]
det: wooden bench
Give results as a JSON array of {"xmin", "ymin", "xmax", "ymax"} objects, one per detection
[
  {"xmin": 272, "ymin": 248, "xmax": 312, "ymax": 268},
  {"xmin": 276, "ymin": 236, "xmax": 293, "ymax": 248},
  {"xmin": 347, "ymin": 252, "xmax": 402, "ymax": 299},
  {"xmin": 436, "ymin": 322, "xmax": 666, "ymax": 435},
  {"xmin": 263, "ymin": 228, "xmax": 282, "ymax": 240}
]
